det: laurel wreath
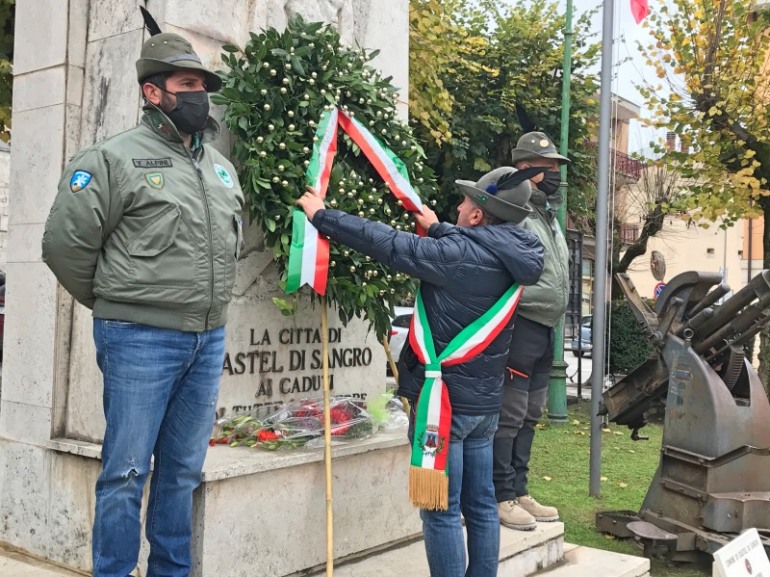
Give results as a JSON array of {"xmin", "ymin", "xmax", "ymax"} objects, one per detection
[{"xmin": 213, "ymin": 16, "xmax": 439, "ymax": 338}]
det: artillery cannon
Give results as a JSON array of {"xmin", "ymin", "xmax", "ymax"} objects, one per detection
[{"xmin": 599, "ymin": 271, "xmax": 770, "ymax": 562}]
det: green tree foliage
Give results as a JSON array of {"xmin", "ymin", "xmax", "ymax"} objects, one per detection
[
  {"xmin": 608, "ymin": 300, "xmax": 652, "ymax": 375},
  {"xmin": 640, "ymin": 0, "xmax": 770, "ymax": 225},
  {"xmin": 0, "ymin": 0, "xmax": 13, "ymax": 142},
  {"xmin": 213, "ymin": 17, "xmax": 438, "ymax": 338},
  {"xmin": 412, "ymin": 0, "xmax": 601, "ymax": 221},
  {"xmin": 408, "ymin": 0, "xmax": 455, "ymax": 145}
]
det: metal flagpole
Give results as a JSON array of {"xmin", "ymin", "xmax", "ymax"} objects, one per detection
[
  {"xmin": 547, "ymin": 0, "xmax": 574, "ymax": 424},
  {"xmin": 589, "ymin": 0, "xmax": 615, "ymax": 497}
]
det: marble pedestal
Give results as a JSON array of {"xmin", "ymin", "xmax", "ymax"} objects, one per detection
[
  {"xmin": 0, "ymin": 427, "xmax": 420, "ymax": 576},
  {"xmin": 195, "ymin": 428, "xmax": 420, "ymax": 577}
]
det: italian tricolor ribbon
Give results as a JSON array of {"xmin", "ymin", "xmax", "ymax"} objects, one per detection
[
  {"xmin": 286, "ymin": 107, "xmax": 424, "ymax": 295},
  {"xmin": 408, "ymin": 283, "xmax": 525, "ymax": 510}
]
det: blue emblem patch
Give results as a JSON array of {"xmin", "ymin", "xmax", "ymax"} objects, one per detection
[
  {"xmin": 214, "ymin": 163, "xmax": 234, "ymax": 189},
  {"xmin": 70, "ymin": 170, "xmax": 92, "ymax": 193}
]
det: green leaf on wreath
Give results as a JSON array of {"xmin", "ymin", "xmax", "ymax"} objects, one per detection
[{"xmin": 272, "ymin": 297, "xmax": 296, "ymax": 316}]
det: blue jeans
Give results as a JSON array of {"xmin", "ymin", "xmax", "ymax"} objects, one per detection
[
  {"xmin": 410, "ymin": 412, "xmax": 501, "ymax": 577},
  {"xmin": 92, "ymin": 319, "xmax": 225, "ymax": 577}
]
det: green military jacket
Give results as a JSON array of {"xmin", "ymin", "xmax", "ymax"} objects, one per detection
[
  {"xmin": 515, "ymin": 205, "xmax": 570, "ymax": 328},
  {"xmin": 42, "ymin": 107, "xmax": 245, "ymax": 332}
]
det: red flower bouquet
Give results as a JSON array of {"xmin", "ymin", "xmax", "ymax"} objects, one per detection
[{"xmin": 210, "ymin": 397, "xmax": 380, "ymax": 450}]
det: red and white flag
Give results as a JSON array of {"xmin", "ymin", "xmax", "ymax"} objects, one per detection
[{"xmin": 631, "ymin": 0, "xmax": 649, "ymax": 24}]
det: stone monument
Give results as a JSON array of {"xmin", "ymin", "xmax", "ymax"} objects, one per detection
[{"xmin": 0, "ymin": 1, "xmax": 417, "ymax": 575}]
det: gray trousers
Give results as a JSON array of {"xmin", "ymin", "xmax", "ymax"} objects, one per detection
[{"xmin": 492, "ymin": 316, "xmax": 554, "ymax": 502}]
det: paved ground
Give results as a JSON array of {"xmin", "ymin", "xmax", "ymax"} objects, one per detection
[{"xmin": 564, "ymin": 346, "xmax": 595, "ymax": 400}]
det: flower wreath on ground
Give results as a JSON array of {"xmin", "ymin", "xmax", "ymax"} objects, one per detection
[{"xmin": 213, "ymin": 15, "xmax": 439, "ymax": 339}]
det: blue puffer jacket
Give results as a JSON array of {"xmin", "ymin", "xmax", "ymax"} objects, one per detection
[{"xmin": 311, "ymin": 209, "xmax": 545, "ymax": 415}]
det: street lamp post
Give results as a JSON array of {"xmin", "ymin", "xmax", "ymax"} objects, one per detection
[{"xmin": 547, "ymin": 0, "xmax": 574, "ymax": 424}]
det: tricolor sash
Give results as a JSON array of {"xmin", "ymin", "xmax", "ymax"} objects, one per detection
[
  {"xmin": 408, "ymin": 283, "xmax": 525, "ymax": 510},
  {"xmin": 287, "ymin": 107, "xmax": 425, "ymax": 295}
]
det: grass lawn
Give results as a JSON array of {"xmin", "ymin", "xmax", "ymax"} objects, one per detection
[{"xmin": 527, "ymin": 399, "xmax": 705, "ymax": 577}]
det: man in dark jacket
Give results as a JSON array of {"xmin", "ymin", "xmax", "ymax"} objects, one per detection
[
  {"xmin": 492, "ymin": 132, "xmax": 570, "ymax": 531},
  {"xmin": 296, "ymin": 166, "xmax": 544, "ymax": 577}
]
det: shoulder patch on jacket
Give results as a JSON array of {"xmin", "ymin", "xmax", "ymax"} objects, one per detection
[
  {"xmin": 214, "ymin": 163, "xmax": 234, "ymax": 188},
  {"xmin": 70, "ymin": 170, "xmax": 92, "ymax": 192},
  {"xmin": 133, "ymin": 158, "xmax": 173, "ymax": 168}
]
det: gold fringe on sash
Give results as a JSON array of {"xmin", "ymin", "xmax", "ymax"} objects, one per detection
[{"xmin": 409, "ymin": 466, "xmax": 449, "ymax": 510}]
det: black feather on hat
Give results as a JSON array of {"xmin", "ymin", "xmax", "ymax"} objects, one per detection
[{"xmin": 140, "ymin": 4, "xmax": 162, "ymax": 36}]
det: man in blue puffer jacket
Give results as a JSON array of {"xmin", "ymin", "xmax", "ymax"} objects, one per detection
[{"xmin": 297, "ymin": 167, "xmax": 544, "ymax": 577}]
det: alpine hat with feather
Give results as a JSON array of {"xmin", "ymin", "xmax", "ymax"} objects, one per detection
[
  {"xmin": 455, "ymin": 167, "xmax": 533, "ymax": 224},
  {"xmin": 135, "ymin": 6, "xmax": 222, "ymax": 92},
  {"xmin": 510, "ymin": 131, "xmax": 570, "ymax": 165}
]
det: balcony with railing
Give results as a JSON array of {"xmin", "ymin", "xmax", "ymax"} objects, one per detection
[
  {"xmin": 620, "ymin": 223, "xmax": 640, "ymax": 245},
  {"xmin": 585, "ymin": 142, "xmax": 645, "ymax": 183},
  {"xmin": 612, "ymin": 149, "xmax": 644, "ymax": 182}
]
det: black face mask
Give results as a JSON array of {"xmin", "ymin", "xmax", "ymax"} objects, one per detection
[
  {"xmin": 159, "ymin": 89, "xmax": 210, "ymax": 135},
  {"xmin": 538, "ymin": 169, "xmax": 562, "ymax": 195}
]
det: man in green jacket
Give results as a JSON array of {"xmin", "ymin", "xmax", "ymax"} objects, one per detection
[
  {"xmin": 492, "ymin": 132, "xmax": 570, "ymax": 531},
  {"xmin": 42, "ymin": 32, "xmax": 244, "ymax": 577}
]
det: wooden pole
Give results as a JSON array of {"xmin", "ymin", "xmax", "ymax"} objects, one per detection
[
  {"xmin": 321, "ymin": 297, "xmax": 334, "ymax": 576},
  {"xmin": 382, "ymin": 336, "xmax": 399, "ymax": 380}
]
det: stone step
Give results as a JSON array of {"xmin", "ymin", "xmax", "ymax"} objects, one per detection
[
  {"xmin": 536, "ymin": 542, "xmax": 650, "ymax": 577},
  {"xmin": 307, "ymin": 522, "xmax": 565, "ymax": 577},
  {"xmin": 0, "ymin": 544, "xmax": 86, "ymax": 577}
]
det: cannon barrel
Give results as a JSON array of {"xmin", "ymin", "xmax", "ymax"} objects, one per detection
[
  {"xmin": 705, "ymin": 313, "xmax": 770, "ymax": 364},
  {"xmin": 687, "ymin": 282, "xmax": 730, "ymax": 318},
  {"xmin": 682, "ymin": 307, "xmax": 714, "ymax": 333},
  {"xmin": 694, "ymin": 291, "xmax": 770, "ymax": 355},
  {"xmin": 691, "ymin": 270, "xmax": 770, "ymax": 342}
]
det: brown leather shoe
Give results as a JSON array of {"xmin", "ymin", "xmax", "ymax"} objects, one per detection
[
  {"xmin": 498, "ymin": 499, "xmax": 537, "ymax": 531},
  {"xmin": 517, "ymin": 494, "xmax": 559, "ymax": 522}
]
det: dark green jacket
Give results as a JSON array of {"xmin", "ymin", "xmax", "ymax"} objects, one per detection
[
  {"xmin": 515, "ymin": 205, "xmax": 570, "ymax": 327},
  {"xmin": 42, "ymin": 108, "xmax": 245, "ymax": 332}
]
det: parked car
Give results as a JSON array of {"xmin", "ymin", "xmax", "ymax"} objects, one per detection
[
  {"xmin": 571, "ymin": 315, "xmax": 592, "ymax": 357},
  {"xmin": 386, "ymin": 306, "xmax": 413, "ymax": 374}
]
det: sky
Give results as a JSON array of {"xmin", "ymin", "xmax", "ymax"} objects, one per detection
[
  {"xmin": 564, "ymin": 0, "xmax": 662, "ymax": 152},
  {"xmin": 564, "ymin": 0, "xmax": 663, "ymax": 152},
  {"xmin": 505, "ymin": 0, "xmax": 662, "ymax": 153}
]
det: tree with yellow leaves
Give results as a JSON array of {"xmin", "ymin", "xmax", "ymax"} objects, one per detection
[
  {"xmin": 641, "ymin": 0, "xmax": 770, "ymax": 386},
  {"xmin": 408, "ymin": 0, "xmax": 455, "ymax": 145}
]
